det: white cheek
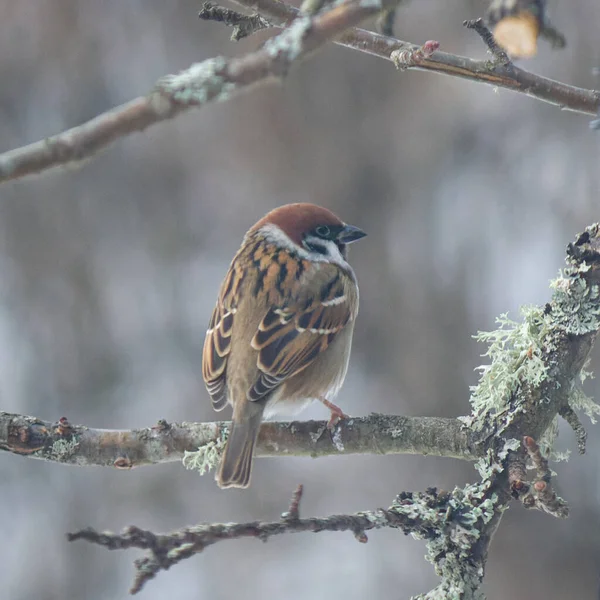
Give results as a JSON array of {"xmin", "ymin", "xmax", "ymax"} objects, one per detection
[
  {"xmin": 258, "ymin": 224, "xmax": 352, "ymax": 271},
  {"xmin": 258, "ymin": 224, "xmax": 312, "ymax": 260}
]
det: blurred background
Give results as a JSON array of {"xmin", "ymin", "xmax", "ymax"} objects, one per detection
[{"xmin": 0, "ymin": 0, "xmax": 599, "ymax": 598}]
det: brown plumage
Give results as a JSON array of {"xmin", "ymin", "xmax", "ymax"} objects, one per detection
[{"xmin": 202, "ymin": 203, "xmax": 365, "ymax": 488}]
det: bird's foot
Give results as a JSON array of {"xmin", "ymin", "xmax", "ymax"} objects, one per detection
[{"xmin": 320, "ymin": 398, "xmax": 349, "ymax": 430}]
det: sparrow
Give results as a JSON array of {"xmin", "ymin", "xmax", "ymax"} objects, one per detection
[{"xmin": 202, "ymin": 203, "xmax": 366, "ymax": 489}]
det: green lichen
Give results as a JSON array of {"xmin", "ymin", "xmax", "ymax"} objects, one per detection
[
  {"xmin": 414, "ymin": 229, "xmax": 600, "ymax": 598},
  {"xmin": 51, "ymin": 437, "xmax": 80, "ymax": 461},
  {"xmin": 182, "ymin": 429, "xmax": 227, "ymax": 476},
  {"xmin": 461, "ymin": 254, "xmax": 600, "ymax": 440},
  {"xmin": 460, "ymin": 307, "xmax": 548, "ymax": 431}
]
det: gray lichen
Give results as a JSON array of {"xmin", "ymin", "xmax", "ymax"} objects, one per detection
[
  {"xmin": 474, "ymin": 437, "xmax": 520, "ymax": 480},
  {"xmin": 50, "ymin": 437, "xmax": 80, "ymax": 461},
  {"xmin": 263, "ymin": 17, "xmax": 312, "ymax": 65},
  {"xmin": 461, "ymin": 237, "xmax": 600, "ymax": 440},
  {"xmin": 183, "ymin": 428, "xmax": 227, "ymax": 476},
  {"xmin": 392, "ymin": 484, "xmax": 499, "ymax": 600},
  {"xmin": 549, "ymin": 266, "xmax": 600, "ymax": 336},
  {"xmin": 157, "ymin": 57, "xmax": 236, "ymax": 106},
  {"xmin": 460, "ymin": 307, "xmax": 549, "ymax": 432}
]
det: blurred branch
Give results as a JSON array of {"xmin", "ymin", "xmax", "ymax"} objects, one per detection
[
  {"xmin": 230, "ymin": 0, "xmax": 599, "ymax": 113},
  {"xmin": 0, "ymin": 2, "xmax": 598, "ymax": 182},
  {"xmin": 198, "ymin": 2, "xmax": 270, "ymax": 41},
  {"xmin": 0, "ymin": 0, "xmax": 404, "ymax": 183},
  {"xmin": 0, "ymin": 412, "xmax": 476, "ymax": 467},
  {"xmin": 486, "ymin": 0, "xmax": 566, "ymax": 59},
  {"xmin": 463, "ymin": 17, "xmax": 511, "ymax": 65}
]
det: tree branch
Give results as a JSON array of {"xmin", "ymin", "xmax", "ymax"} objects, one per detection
[
  {"xmin": 0, "ymin": 412, "xmax": 476, "ymax": 468},
  {"xmin": 198, "ymin": 2, "xmax": 270, "ymax": 41},
  {"xmin": 230, "ymin": 0, "xmax": 599, "ymax": 115},
  {"xmin": 67, "ymin": 485, "xmax": 491, "ymax": 595},
  {"xmin": 463, "ymin": 17, "xmax": 511, "ymax": 65},
  {"xmin": 0, "ymin": 0, "xmax": 403, "ymax": 183},
  {"xmin": 0, "ymin": 1, "xmax": 598, "ymax": 183}
]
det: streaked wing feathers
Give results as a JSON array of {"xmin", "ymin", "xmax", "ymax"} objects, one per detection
[
  {"xmin": 249, "ymin": 272, "xmax": 352, "ymax": 402},
  {"xmin": 202, "ymin": 265, "xmax": 243, "ymax": 411}
]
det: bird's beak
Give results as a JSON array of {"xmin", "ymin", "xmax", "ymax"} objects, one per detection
[{"xmin": 337, "ymin": 224, "xmax": 367, "ymax": 244}]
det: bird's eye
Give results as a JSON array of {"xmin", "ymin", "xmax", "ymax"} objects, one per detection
[{"xmin": 315, "ymin": 225, "xmax": 330, "ymax": 238}]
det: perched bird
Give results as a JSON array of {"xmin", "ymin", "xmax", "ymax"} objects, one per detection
[{"xmin": 202, "ymin": 203, "xmax": 366, "ymax": 489}]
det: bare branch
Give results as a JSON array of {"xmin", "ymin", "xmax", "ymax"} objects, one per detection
[
  {"xmin": 559, "ymin": 404, "xmax": 587, "ymax": 454},
  {"xmin": 198, "ymin": 2, "xmax": 270, "ymax": 41},
  {"xmin": 230, "ymin": 0, "xmax": 598, "ymax": 116},
  {"xmin": 463, "ymin": 17, "xmax": 511, "ymax": 65},
  {"xmin": 0, "ymin": 0, "xmax": 598, "ymax": 183},
  {"xmin": 0, "ymin": 0, "xmax": 404, "ymax": 183},
  {"xmin": 0, "ymin": 412, "xmax": 476, "ymax": 467}
]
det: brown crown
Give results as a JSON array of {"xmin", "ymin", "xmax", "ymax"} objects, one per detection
[{"xmin": 252, "ymin": 203, "xmax": 344, "ymax": 246}]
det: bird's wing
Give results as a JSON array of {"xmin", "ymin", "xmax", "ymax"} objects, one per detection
[
  {"xmin": 248, "ymin": 265, "xmax": 356, "ymax": 402},
  {"xmin": 202, "ymin": 261, "xmax": 244, "ymax": 411}
]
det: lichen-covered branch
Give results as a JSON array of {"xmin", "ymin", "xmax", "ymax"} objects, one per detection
[
  {"xmin": 0, "ymin": 412, "xmax": 475, "ymax": 468},
  {"xmin": 0, "ymin": 0, "xmax": 405, "ymax": 183},
  {"xmin": 68, "ymin": 485, "xmax": 497, "ymax": 595}
]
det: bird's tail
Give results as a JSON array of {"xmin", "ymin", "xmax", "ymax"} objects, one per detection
[{"xmin": 217, "ymin": 402, "xmax": 264, "ymax": 489}]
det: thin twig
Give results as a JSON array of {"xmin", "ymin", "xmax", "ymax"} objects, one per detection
[
  {"xmin": 559, "ymin": 405, "xmax": 587, "ymax": 454},
  {"xmin": 198, "ymin": 2, "xmax": 271, "ymax": 41},
  {"xmin": 282, "ymin": 484, "xmax": 304, "ymax": 522},
  {"xmin": 522, "ymin": 436, "xmax": 569, "ymax": 518},
  {"xmin": 463, "ymin": 17, "xmax": 512, "ymax": 65}
]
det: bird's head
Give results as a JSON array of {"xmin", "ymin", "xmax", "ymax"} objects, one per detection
[{"xmin": 251, "ymin": 203, "xmax": 366, "ymax": 264}]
